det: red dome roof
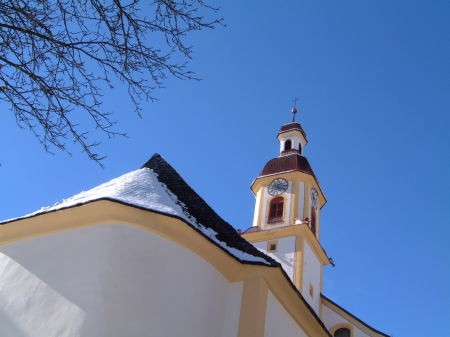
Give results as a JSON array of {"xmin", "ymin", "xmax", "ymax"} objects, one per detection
[{"xmin": 260, "ymin": 154, "xmax": 315, "ymax": 177}]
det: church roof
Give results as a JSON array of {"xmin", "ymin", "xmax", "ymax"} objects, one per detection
[
  {"xmin": 142, "ymin": 154, "xmax": 277, "ymax": 266},
  {"xmin": 0, "ymin": 154, "xmax": 277, "ymax": 267},
  {"xmin": 260, "ymin": 153, "xmax": 315, "ymax": 177},
  {"xmin": 321, "ymin": 295, "xmax": 392, "ymax": 337},
  {"xmin": 278, "ymin": 122, "xmax": 307, "ymax": 139}
]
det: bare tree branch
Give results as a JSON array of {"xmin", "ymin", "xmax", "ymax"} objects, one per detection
[{"xmin": 0, "ymin": 0, "xmax": 223, "ymax": 166}]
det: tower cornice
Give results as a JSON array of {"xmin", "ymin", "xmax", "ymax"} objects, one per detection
[
  {"xmin": 250, "ymin": 170, "xmax": 327, "ymax": 209},
  {"xmin": 241, "ymin": 223, "xmax": 332, "ymax": 266}
]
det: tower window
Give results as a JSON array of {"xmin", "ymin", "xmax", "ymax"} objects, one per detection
[
  {"xmin": 268, "ymin": 197, "xmax": 284, "ymax": 223},
  {"xmin": 310, "ymin": 208, "xmax": 317, "ymax": 236},
  {"xmin": 298, "ymin": 143, "xmax": 302, "ymax": 154},
  {"xmin": 333, "ymin": 328, "xmax": 351, "ymax": 337},
  {"xmin": 284, "ymin": 139, "xmax": 292, "ymax": 151},
  {"xmin": 267, "ymin": 240, "xmax": 278, "ymax": 252}
]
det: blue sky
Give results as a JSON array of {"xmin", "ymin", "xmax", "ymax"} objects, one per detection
[{"xmin": 1, "ymin": 1, "xmax": 449, "ymax": 336}]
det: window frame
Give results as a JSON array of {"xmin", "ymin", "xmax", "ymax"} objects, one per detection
[
  {"xmin": 267, "ymin": 240, "xmax": 278, "ymax": 253},
  {"xmin": 268, "ymin": 196, "xmax": 285, "ymax": 224}
]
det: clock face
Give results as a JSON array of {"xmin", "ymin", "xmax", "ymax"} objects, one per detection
[
  {"xmin": 268, "ymin": 178, "xmax": 288, "ymax": 196},
  {"xmin": 310, "ymin": 188, "xmax": 319, "ymax": 209}
]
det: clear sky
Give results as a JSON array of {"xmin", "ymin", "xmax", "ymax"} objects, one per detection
[{"xmin": 1, "ymin": 1, "xmax": 449, "ymax": 336}]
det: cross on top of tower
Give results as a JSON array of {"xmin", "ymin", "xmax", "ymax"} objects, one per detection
[{"xmin": 291, "ymin": 97, "xmax": 299, "ymax": 122}]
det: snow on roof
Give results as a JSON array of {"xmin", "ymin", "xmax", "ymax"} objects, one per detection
[
  {"xmin": 1, "ymin": 155, "xmax": 277, "ymax": 267},
  {"xmin": 18, "ymin": 168, "xmax": 188, "ymax": 221}
]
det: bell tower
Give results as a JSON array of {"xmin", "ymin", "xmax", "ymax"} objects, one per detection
[{"xmin": 242, "ymin": 106, "xmax": 332, "ymax": 316}]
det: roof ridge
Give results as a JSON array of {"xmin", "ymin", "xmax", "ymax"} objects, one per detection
[
  {"xmin": 321, "ymin": 295, "xmax": 391, "ymax": 337},
  {"xmin": 143, "ymin": 154, "xmax": 278, "ymax": 266}
]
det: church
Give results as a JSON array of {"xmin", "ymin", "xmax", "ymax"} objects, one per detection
[{"xmin": 0, "ymin": 110, "xmax": 390, "ymax": 337}]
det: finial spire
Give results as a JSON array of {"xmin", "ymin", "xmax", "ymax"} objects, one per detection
[{"xmin": 291, "ymin": 97, "xmax": 299, "ymax": 122}]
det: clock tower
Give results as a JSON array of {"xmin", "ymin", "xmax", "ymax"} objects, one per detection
[{"xmin": 242, "ymin": 108, "xmax": 332, "ymax": 316}]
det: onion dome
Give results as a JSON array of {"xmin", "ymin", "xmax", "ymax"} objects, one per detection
[{"xmin": 260, "ymin": 154, "xmax": 315, "ymax": 177}]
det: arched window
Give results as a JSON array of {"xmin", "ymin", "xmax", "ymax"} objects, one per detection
[
  {"xmin": 284, "ymin": 139, "xmax": 292, "ymax": 151},
  {"xmin": 310, "ymin": 208, "xmax": 317, "ymax": 236},
  {"xmin": 298, "ymin": 143, "xmax": 302, "ymax": 154},
  {"xmin": 334, "ymin": 327, "xmax": 351, "ymax": 337},
  {"xmin": 269, "ymin": 197, "xmax": 284, "ymax": 223}
]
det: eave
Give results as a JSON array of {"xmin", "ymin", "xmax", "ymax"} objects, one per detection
[
  {"xmin": 0, "ymin": 200, "xmax": 332, "ymax": 337},
  {"xmin": 321, "ymin": 295, "xmax": 391, "ymax": 337}
]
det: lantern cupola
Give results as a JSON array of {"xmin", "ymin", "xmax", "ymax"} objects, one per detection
[{"xmin": 278, "ymin": 121, "xmax": 308, "ymax": 156}]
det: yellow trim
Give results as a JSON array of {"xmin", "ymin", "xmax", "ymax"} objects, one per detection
[
  {"xmin": 294, "ymin": 236, "xmax": 304, "ymax": 290},
  {"xmin": 267, "ymin": 240, "xmax": 278, "ymax": 253},
  {"xmin": 263, "ymin": 267, "xmax": 328, "ymax": 337},
  {"xmin": 310, "ymin": 206, "xmax": 318, "ymax": 238},
  {"xmin": 242, "ymin": 224, "xmax": 331, "ymax": 266},
  {"xmin": 0, "ymin": 201, "xmax": 246, "ymax": 282},
  {"xmin": 304, "ymin": 183, "xmax": 311, "ymax": 220},
  {"xmin": 237, "ymin": 276, "xmax": 268, "ymax": 337},
  {"xmin": 322, "ymin": 297, "xmax": 388, "ymax": 337},
  {"xmin": 0, "ymin": 201, "xmax": 331, "ymax": 337},
  {"xmin": 290, "ymin": 179, "xmax": 299, "ymax": 223},
  {"xmin": 330, "ymin": 323, "xmax": 354, "ymax": 337},
  {"xmin": 316, "ymin": 204, "xmax": 321, "ymax": 240}
]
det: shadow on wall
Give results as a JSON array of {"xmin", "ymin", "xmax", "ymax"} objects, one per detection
[
  {"xmin": 0, "ymin": 253, "xmax": 85, "ymax": 337},
  {"xmin": 276, "ymin": 252, "xmax": 295, "ymax": 269}
]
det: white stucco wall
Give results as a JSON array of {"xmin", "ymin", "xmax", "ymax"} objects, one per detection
[
  {"xmin": 279, "ymin": 136, "xmax": 302, "ymax": 153},
  {"xmin": 264, "ymin": 290, "xmax": 308, "ymax": 337},
  {"xmin": 0, "ymin": 223, "xmax": 243, "ymax": 337},
  {"xmin": 321, "ymin": 304, "xmax": 370, "ymax": 337},
  {"xmin": 253, "ymin": 236, "xmax": 296, "ymax": 281},
  {"xmin": 253, "ymin": 189, "xmax": 263, "ymax": 227},
  {"xmin": 302, "ymin": 240, "xmax": 321, "ymax": 314}
]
